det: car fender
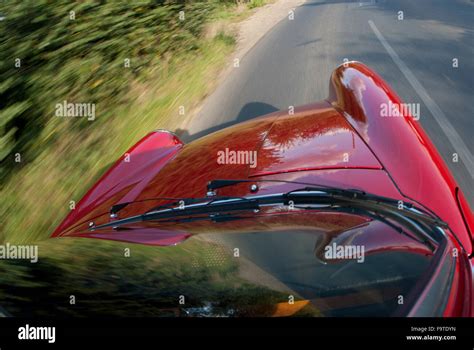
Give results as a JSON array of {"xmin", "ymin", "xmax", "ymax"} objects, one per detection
[
  {"xmin": 52, "ymin": 130, "xmax": 184, "ymax": 238},
  {"xmin": 328, "ymin": 61, "xmax": 472, "ymax": 254}
]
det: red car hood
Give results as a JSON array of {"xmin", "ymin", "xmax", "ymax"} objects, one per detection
[
  {"xmin": 52, "ymin": 101, "xmax": 387, "ymax": 238},
  {"xmin": 52, "ymin": 62, "xmax": 472, "ymax": 254}
]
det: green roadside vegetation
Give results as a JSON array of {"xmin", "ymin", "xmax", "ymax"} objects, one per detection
[
  {"xmin": 248, "ymin": 0, "xmax": 267, "ymax": 9},
  {"xmin": 0, "ymin": 0, "xmax": 270, "ymax": 244}
]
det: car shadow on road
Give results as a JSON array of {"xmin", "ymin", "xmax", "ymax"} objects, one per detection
[{"xmin": 175, "ymin": 101, "xmax": 279, "ymax": 143}]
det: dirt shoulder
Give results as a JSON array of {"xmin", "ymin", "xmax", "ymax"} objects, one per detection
[{"xmin": 236, "ymin": 0, "xmax": 306, "ymax": 61}]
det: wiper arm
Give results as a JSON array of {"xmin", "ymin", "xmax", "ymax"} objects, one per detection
[
  {"xmin": 207, "ymin": 179, "xmax": 441, "ymax": 224},
  {"xmin": 206, "ymin": 178, "xmax": 337, "ymax": 195},
  {"xmin": 207, "ymin": 179, "xmax": 250, "ymax": 192},
  {"xmin": 207, "ymin": 179, "xmax": 418, "ymax": 214},
  {"xmin": 158, "ymin": 213, "xmax": 248, "ymax": 224},
  {"xmin": 285, "ymin": 187, "xmax": 448, "ymax": 229},
  {"xmin": 91, "ymin": 197, "xmax": 260, "ymax": 231},
  {"xmin": 92, "ymin": 183, "xmax": 447, "ymax": 236}
]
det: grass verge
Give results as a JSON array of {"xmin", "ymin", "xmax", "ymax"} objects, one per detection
[{"xmin": 0, "ymin": 3, "xmax": 267, "ymax": 244}]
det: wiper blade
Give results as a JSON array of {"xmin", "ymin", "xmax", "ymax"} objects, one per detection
[
  {"xmin": 207, "ymin": 179, "xmax": 419, "ymax": 214},
  {"xmin": 109, "ymin": 196, "xmax": 189, "ymax": 217},
  {"xmin": 92, "ymin": 183, "xmax": 447, "ymax": 235},
  {"xmin": 158, "ymin": 213, "xmax": 247, "ymax": 224},
  {"xmin": 91, "ymin": 197, "xmax": 260, "ymax": 231},
  {"xmin": 207, "ymin": 179, "xmax": 439, "ymax": 222},
  {"xmin": 285, "ymin": 187, "xmax": 448, "ymax": 229}
]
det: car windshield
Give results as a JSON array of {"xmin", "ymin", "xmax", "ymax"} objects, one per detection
[
  {"xmin": 137, "ymin": 211, "xmax": 435, "ymax": 317},
  {"xmin": 0, "ymin": 209, "xmax": 439, "ymax": 317}
]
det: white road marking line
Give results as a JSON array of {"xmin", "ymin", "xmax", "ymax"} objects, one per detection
[
  {"xmin": 359, "ymin": 1, "xmax": 376, "ymax": 6},
  {"xmin": 368, "ymin": 19, "xmax": 474, "ymax": 179}
]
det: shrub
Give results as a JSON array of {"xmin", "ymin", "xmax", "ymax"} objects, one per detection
[{"xmin": 0, "ymin": 0, "xmax": 237, "ymax": 181}]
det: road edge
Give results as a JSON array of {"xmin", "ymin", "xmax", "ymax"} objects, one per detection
[{"xmin": 178, "ymin": 0, "xmax": 306, "ymax": 133}]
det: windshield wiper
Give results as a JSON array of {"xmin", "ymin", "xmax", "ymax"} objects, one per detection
[
  {"xmin": 207, "ymin": 178, "xmax": 445, "ymax": 228},
  {"xmin": 285, "ymin": 187, "xmax": 448, "ymax": 229},
  {"xmin": 91, "ymin": 196, "xmax": 261, "ymax": 231},
  {"xmin": 90, "ymin": 183, "xmax": 447, "ymax": 235}
]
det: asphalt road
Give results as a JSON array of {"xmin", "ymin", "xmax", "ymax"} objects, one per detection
[{"xmin": 184, "ymin": 0, "xmax": 473, "ymax": 208}]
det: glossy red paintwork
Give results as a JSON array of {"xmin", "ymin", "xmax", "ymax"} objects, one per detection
[
  {"xmin": 51, "ymin": 62, "xmax": 473, "ymax": 316},
  {"xmin": 457, "ymin": 189, "xmax": 474, "ymax": 239},
  {"xmin": 51, "ymin": 130, "xmax": 183, "ymax": 237},
  {"xmin": 249, "ymin": 104, "xmax": 382, "ymax": 176},
  {"xmin": 328, "ymin": 62, "xmax": 472, "ymax": 253}
]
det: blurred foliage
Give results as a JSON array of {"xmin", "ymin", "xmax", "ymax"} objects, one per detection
[
  {"xmin": 248, "ymin": 0, "xmax": 267, "ymax": 9},
  {"xmin": 0, "ymin": 0, "xmax": 269, "ymax": 244},
  {"xmin": 0, "ymin": 0, "xmax": 250, "ymax": 181}
]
